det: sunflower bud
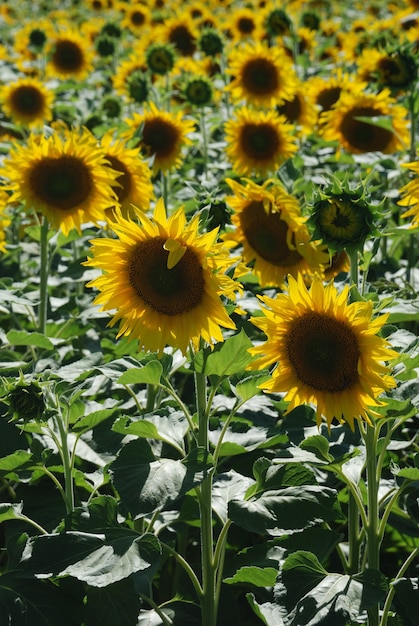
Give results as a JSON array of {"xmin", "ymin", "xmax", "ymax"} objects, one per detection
[
  {"xmin": 307, "ymin": 177, "xmax": 378, "ymax": 253},
  {"xmin": 5, "ymin": 379, "xmax": 46, "ymax": 424}
]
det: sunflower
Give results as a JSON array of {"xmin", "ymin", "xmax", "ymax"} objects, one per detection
[
  {"xmin": 113, "ymin": 53, "xmax": 148, "ymax": 100},
  {"xmin": 398, "ymin": 160, "xmax": 419, "ymax": 228},
  {"xmin": 223, "ymin": 178, "xmax": 328, "ymax": 287},
  {"xmin": 83, "ymin": 199, "xmax": 243, "ymax": 354},
  {"xmin": 357, "ymin": 48, "xmax": 417, "ymax": 92},
  {"xmin": 0, "ymin": 77, "xmax": 54, "ymax": 129},
  {"xmin": 45, "ymin": 29, "xmax": 95, "ymax": 80},
  {"xmin": 225, "ymin": 41, "xmax": 298, "ymax": 108},
  {"xmin": 2, "ymin": 127, "xmax": 120, "ymax": 235},
  {"xmin": 224, "ymin": 107, "xmax": 298, "ymax": 176},
  {"xmin": 306, "ymin": 70, "xmax": 365, "ymax": 119},
  {"xmin": 0, "ymin": 191, "xmax": 11, "ymax": 253},
  {"xmin": 320, "ymin": 88, "xmax": 410, "ymax": 154},
  {"xmin": 223, "ymin": 8, "xmax": 263, "ymax": 43},
  {"xmin": 249, "ymin": 273, "xmax": 397, "ymax": 431},
  {"xmin": 123, "ymin": 102, "xmax": 196, "ymax": 173},
  {"xmin": 99, "ymin": 130, "xmax": 154, "ymax": 219},
  {"xmin": 276, "ymin": 84, "xmax": 318, "ymax": 137},
  {"xmin": 121, "ymin": 5, "xmax": 151, "ymax": 35},
  {"xmin": 161, "ymin": 15, "xmax": 198, "ymax": 56}
]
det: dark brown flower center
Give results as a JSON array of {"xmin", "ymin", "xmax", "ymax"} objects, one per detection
[
  {"xmin": 340, "ymin": 106, "xmax": 393, "ymax": 152},
  {"xmin": 277, "ymin": 94, "xmax": 302, "ymax": 123},
  {"xmin": 237, "ymin": 17, "xmax": 255, "ymax": 34},
  {"xmin": 131, "ymin": 10, "xmax": 146, "ymax": 26},
  {"xmin": 242, "ymin": 58, "xmax": 279, "ymax": 95},
  {"xmin": 169, "ymin": 25, "xmax": 196, "ymax": 56},
  {"xmin": 10, "ymin": 85, "xmax": 44, "ymax": 116},
  {"xmin": 241, "ymin": 200, "xmax": 302, "ymax": 265},
  {"xmin": 29, "ymin": 155, "xmax": 93, "ymax": 210},
  {"xmin": 316, "ymin": 86, "xmax": 341, "ymax": 111},
  {"xmin": 240, "ymin": 123, "xmax": 280, "ymax": 159},
  {"xmin": 141, "ymin": 118, "xmax": 180, "ymax": 158},
  {"xmin": 52, "ymin": 40, "xmax": 84, "ymax": 72},
  {"xmin": 128, "ymin": 237, "xmax": 205, "ymax": 315},
  {"xmin": 286, "ymin": 312, "xmax": 360, "ymax": 392}
]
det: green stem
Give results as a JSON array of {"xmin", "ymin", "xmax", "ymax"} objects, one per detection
[
  {"xmin": 54, "ymin": 407, "xmax": 75, "ymax": 515},
  {"xmin": 380, "ymin": 547, "xmax": 419, "ymax": 626},
  {"xmin": 194, "ymin": 366, "xmax": 217, "ymax": 626},
  {"xmin": 200, "ymin": 108, "xmax": 208, "ymax": 178},
  {"xmin": 348, "ymin": 247, "xmax": 359, "ymax": 294},
  {"xmin": 363, "ymin": 423, "xmax": 381, "ymax": 626},
  {"xmin": 38, "ymin": 217, "xmax": 50, "ymax": 334},
  {"xmin": 160, "ymin": 541, "xmax": 203, "ymax": 599},
  {"xmin": 347, "ymin": 489, "xmax": 361, "ymax": 574}
]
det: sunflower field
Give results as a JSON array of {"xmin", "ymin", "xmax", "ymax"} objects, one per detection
[{"xmin": 0, "ymin": 0, "xmax": 418, "ymax": 624}]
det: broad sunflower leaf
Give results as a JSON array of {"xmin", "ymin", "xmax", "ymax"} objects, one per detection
[
  {"xmin": 392, "ymin": 578, "xmax": 419, "ymax": 626},
  {"xmin": 224, "ymin": 566, "xmax": 278, "ymax": 587},
  {"xmin": 72, "ymin": 407, "xmax": 118, "ymax": 432},
  {"xmin": 112, "ymin": 409, "xmax": 188, "ymax": 451},
  {"xmin": 0, "ymin": 451, "xmax": 32, "ymax": 475},
  {"xmin": 6, "ymin": 330, "xmax": 54, "ymax": 350},
  {"xmin": 21, "ymin": 530, "xmax": 161, "ymax": 588},
  {"xmin": 109, "ymin": 439, "xmax": 212, "ymax": 516},
  {"xmin": 117, "ymin": 360, "xmax": 163, "ymax": 385},
  {"xmin": 85, "ymin": 579, "xmax": 142, "ymax": 626},
  {"xmin": 246, "ymin": 594, "xmax": 286, "ymax": 626},
  {"xmin": 229, "ymin": 486, "xmax": 340, "ymax": 535},
  {"xmin": 205, "ymin": 329, "xmax": 253, "ymax": 377},
  {"xmin": 276, "ymin": 551, "xmax": 387, "ymax": 626},
  {"xmin": 0, "ymin": 573, "xmax": 83, "ymax": 626}
]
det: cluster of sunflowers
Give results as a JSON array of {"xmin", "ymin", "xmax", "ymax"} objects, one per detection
[{"xmin": 0, "ymin": 0, "xmax": 418, "ymax": 432}]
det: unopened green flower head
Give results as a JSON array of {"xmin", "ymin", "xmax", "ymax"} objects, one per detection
[
  {"xmin": 145, "ymin": 43, "xmax": 175, "ymax": 75},
  {"xmin": 6, "ymin": 380, "xmax": 46, "ymax": 423},
  {"xmin": 96, "ymin": 35, "xmax": 116, "ymax": 58},
  {"xmin": 102, "ymin": 95, "xmax": 122, "ymax": 119},
  {"xmin": 29, "ymin": 28, "xmax": 47, "ymax": 50},
  {"xmin": 377, "ymin": 49, "xmax": 417, "ymax": 90},
  {"xmin": 308, "ymin": 177, "xmax": 377, "ymax": 253},
  {"xmin": 183, "ymin": 76, "xmax": 213, "ymax": 106},
  {"xmin": 198, "ymin": 28, "xmax": 224, "ymax": 56},
  {"xmin": 265, "ymin": 8, "xmax": 292, "ymax": 37},
  {"xmin": 300, "ymin": 10, "xmax": 321, "ymax": 31},
  {"xmin": 127, "ymin": 71, "xmax": 149, "ymax": 103}
]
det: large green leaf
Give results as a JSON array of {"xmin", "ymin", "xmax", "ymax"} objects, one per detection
[
  {"xmin": 0, "ymin": 573, "xmax": 83, "ymax": 626},
  {"xmin": 224, "ymin": 565, "xmax": 278, "ymax": 587},
  {"xmin": 85, "ymin": 578, "xmax": 142, "ymax": 626},
  {"xmin": 21, "ymin": 530, "xmax": 161, "ymax": 588},
  {"xmin": 109, "ymin": 439, "xmax": 212, "ymax": 516},
  {"xmin": 117, "ymin": 360, "xmax": 163, "ymax": 385},
  {"xmin": 276, "ymin": 551, "xmax": 388, "ymax": 626},
  {"xmin": 229, "ymin": 486, "xmax": 340, "ymax": 535},
  {"xmin": 6, "ymin": 330, "xmax": 54, "ymax": 350},
  {"xmin": 392, "ymin": 578, "xmax": 419, "ymax": 626},
  {"xmin": 246, "ymin": 593, "xmax": 286, "ymax": 626},
  {"xmin": 205, "ymin": 329, "xmax": 253, "ymax": 377},
  {"xmin": 212, "ymin": 470, "xmax": 254, "ymax": 523},
  {"xmin": 112, "ymin": 408, "xmax": 188, "ymax": 452}
]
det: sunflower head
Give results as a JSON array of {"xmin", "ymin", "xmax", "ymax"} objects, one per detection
[
  {"xmin": 376, "ymin": 49, "xmax": 418, "ymax": 91},
  {"xmin": 249, "ymin": 273, "xmax": 398, "ymax": 431},
  {"xmin": 307, "ymin": 176, "xmax": 379, "ymax": 253},
  {"xmin": 183, "ymin": 76, "xmax": 213, "ymax": 107},
  {"xmin": 28, "ymin": 27, "xmax": 47, "ymax": 51},
  {"xmin": 145, "ymin": 42, "xmax": 176, "ymax": 75},
  {"xmin": 198, "ymin": 28, "xmax": 224, "ymax": 56},
  {"xmin": 300, "ymin": 11, "xmax": 321, "ymax": 31},
  {"xmin": 95, "ymin": 35, "xmax": 116, "ymax": 58},
  {"xmin": 264, "ymin": 8, "xmax": 292, "ymax": 37},
  {"xmin": 101, "ymin": 95, "xmax": 123, "ymax": 119},
  {"xmin": 127, "ymin": 71, "xmax": 149, "ymax": 104},
  {"xmin": 3, "ymin": 127, "xmax": 120, "ymax": 235},
  {"xmin": 84, "ymin": 199, "xmax": 243, "ymax": 355}
]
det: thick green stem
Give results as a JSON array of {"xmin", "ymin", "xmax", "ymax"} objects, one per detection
[
  {"xmin": 194, "ymin": 367, "xmax": 217, "ymax": 626},
  {"xmin": 363, "ymin": 424, "xmax": 380, "ymax": 626},
  {"xmin": 347, "ymin": 490, "xmax": 361, "ymax": 574},
  {"xmin": 38, "ymin": 217, "xmax": 50, "ymax": 334},
  {"xmin": 54, "ymin": 407, "xmax": 75, "ymax": 515}
]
